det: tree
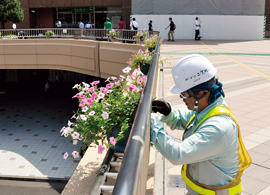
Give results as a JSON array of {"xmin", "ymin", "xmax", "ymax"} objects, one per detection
[{"xmin": 0, "ymin": 0, "xmax": 24, "ymax": 29}]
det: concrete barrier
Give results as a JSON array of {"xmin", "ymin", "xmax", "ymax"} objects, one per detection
[{"xmin": 0, "ymin": 39, "xmax": 144, "ymax": 78}]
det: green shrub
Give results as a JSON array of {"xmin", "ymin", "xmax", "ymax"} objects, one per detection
[{"xmin": 45, "ymin": 31, "xmax": 54, "ymax": 37}]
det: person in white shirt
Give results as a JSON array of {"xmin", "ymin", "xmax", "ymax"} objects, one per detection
[
  {"xmin": 12, "ymin": 23, "xmax": 17, "ymax": 35},
  {"xmin": 12, "ymin": 23, "xmax": 16, "ymax": 30},
  {"xmin": 130, "ymin": 18, "xmax": 138, "ymax": 30},
  {"xmin": 195, "ymin": 17, "xmax": 201, "ymax": 40}
]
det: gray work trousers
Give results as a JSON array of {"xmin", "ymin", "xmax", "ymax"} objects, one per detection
[{"xmin": 168, "ymin": 30, "xmax": 174, "ymax": 40}]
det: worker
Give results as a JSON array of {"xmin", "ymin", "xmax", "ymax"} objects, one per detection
[{"xmin": 151, "ymin": 54, "xmax": 251, "ymax": 195}]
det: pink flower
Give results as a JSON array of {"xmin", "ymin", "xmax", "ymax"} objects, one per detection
[
  {"xmin": 91, "ymin": 80, "xmax": 100, "ymax": 86},
  {"xmin": 106, "ymin": 83, "xmax": 114, "ymax": 89},
  {"xmin": 125, "ymin": 101, "xmax": 129, "ymax": 104},
  {"xmin": 109, "ymin": 137, "xmax": 116, "ymax": 146},
  {"xmin": 85, "ymin": 98, "xmax": 93, "ymax": 107},
  {"xmin": 100, "ymin": 87, "xmax": 108, "ymax": 94},
  {"xmin": 82, "ymin": 106, "xmax": 88, "ymax": 112},
  {"xmin": 138, "ymin": 76, "xmax": 147, "ymax": 85},
  {"xmin": 101, "ymin": 111, "xmax": 109, "ymax": 120},
  {"xmin": 89, "ymin": 111, "xmax": 95, "ymax": 116},
  {"xmin": 129, "ymin": 84, "xmax": 138, "ymax": 91},
  {"xmin": 72, "ymin": 131, "xmax": 80, "ymax": 140},
  {"xmin": 88, "ymin": 87, "xmax": 95, "ymax": 93},
  {"xmin": 98, "ymin": 145, "xmax": 105, "ymax": 154},
  {"xmin": 63, "ymin": 152, "xmax": 69, "ymax": 159},
  {"xmin": 111, "ymin": 77, "xmax": 117, "ymax": 80},
  {"xmin": 114, "ymin": 81, "xmax": 121, "ymax": 86},
  {"xmin": 79, "ymin": 94, "xmax": 85, "ymax": 99},
  {"xmin": 91, "ymin": 92, "xmax": 98, "ymax": 101},
  {"xmin": 72, "ymin": 151, "xmax": 80, "ymax": 158}
]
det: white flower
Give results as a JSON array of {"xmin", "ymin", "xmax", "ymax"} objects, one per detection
[
  {"xmin": 71, "ymin": 114, "xmax": 78, "ymax": 119},
  {"xmin": 63, "ymin": 152, "xmax": 69, "ymax": 159},
  {"xmin": 80, "ymin": 115, "xmax": 87, "ymax": 121},
  {"xmin": 111, "ymin": 77, "xmax": 117, "ymax": 80},
  {"xmin": 68, "ymin": 120, "xmax": 73, "ymax": 127},
  {"xmin": 102, "ymin": 111, "xmax": 109, "ymax": 120},
  {"xmin": 82, "ymin": 82, "xmax": 90, "ymax": 88},
  {"xmin": 98, "ymin": 92, "xmax": 105, "ymax": 99},
  {"xmin": 72, "ymin": 151, "xmax": 79, "ymax": 158},
  {"xmin": 122, "ymin": 66, "xmax": 131, "ymax": 73},
  {"xmin": 119, "ymin": 75, "xmax": 125, "ymax": 81},
  {"xmin": 82, "ymin": 106, "xmax": 89, "ymax": 112},
  {"xmin": 72, "ymin": 132, "xmax": 80, "ymax": 140},
  {"xmin": 72, "ymin": 84, "xmax": 80, "ymax": 89},
  {"xmin": 89, "ymin": 111, "xmax": 95, "ymax": 116}
]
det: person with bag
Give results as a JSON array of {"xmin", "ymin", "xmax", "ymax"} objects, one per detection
[
  {"xmin": 165, "ymin": 17, "xmax": 175, "ymax": 42},
  {"xmin": 130, "ymin": 18, "xmax": 138, "ymax": 30},
  {"xmin": 151, "ymin": 54, "xmax": 251, "ymax": 195}
]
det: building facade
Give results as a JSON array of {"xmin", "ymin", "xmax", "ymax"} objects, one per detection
[{"xmin": 9, "ymin": 0, "xmax": 131, "ymax": 29}]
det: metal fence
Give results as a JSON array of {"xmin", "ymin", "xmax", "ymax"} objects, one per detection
[
  {"xmin": 0, "ymin": 28, "xmax": 159, "ymax": 42},
  {"xmin": 112, "ymin": 36, "xmax": 161, "ymax": 195}
]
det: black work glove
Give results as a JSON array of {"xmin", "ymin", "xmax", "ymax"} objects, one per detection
[{"xmin": 152, "ymin": 99, "xmax": 171, "ymax": 116}]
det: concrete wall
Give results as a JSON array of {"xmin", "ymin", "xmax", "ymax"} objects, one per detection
[
  {"xmin": 99, "ymin": 42, "xmax": 144, "ymax": 78},
  {"xmin": 0, "ymin": 39, "xmax": 144, "ymax": 78},
  {"xmin": 133, "ymin": 15, "xmax": 265, "ymax": 40}
]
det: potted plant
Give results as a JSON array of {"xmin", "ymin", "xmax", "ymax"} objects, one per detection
[
  {"xmin": 45, "ymin": 30, "xmax": 54, "ymax": 38},
  {"xmin": 60, "ymin": 67, "xmax": 147, "ymax": 159},
  {"xmin": 127, "ymin": 49, "xmax": 154, "ymax": 75},
  {"xmin": 144, "ymin": 35, "xmax": 162, "ymax": 52},
  {"xmin": 107, "ymin": 29, "xmax": 120, "ymax": 42},
  {"xmin": 133, "ymin": 30, "xmax": 148, "ymax": 44}
]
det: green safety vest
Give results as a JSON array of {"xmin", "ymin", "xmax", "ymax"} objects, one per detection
[{"xmin": 181, "ymin": 106, "xmax": 251, "ymax": 195}]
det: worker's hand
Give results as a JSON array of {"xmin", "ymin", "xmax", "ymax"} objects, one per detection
[{"xmin": 152, "ymin": 99, "xmax": 171, "ymax": 116}]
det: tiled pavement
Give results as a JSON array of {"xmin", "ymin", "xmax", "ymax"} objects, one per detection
[
  {"xmin": 160, "ymin": 39, "xmax": 270, "ymax": 195},
  {"xmin": 0, "ymin": 85, "xmax": 82, "ymax": 180}
]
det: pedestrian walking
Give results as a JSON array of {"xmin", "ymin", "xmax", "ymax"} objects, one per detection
[
  {"xmin": 148, "ymin": 20, "xmax": 153, "ymax": 36},
  {"xmin": 195, "ymin": 17, "xmax": 201, "ymax": 40},
  {"xmin": 165, "ymin": 17, "xmax": 175, "ymax": 42},
  {"xmin": 117, "ymin": 17, "xmax": 126, "ymax": 29},
  {"xmin": 151, "ymin": 54, "xmax": 251, "ymax": 194},
  {"xmin": 12, "ymin": 22, "xmax": 16, "ymax": 35},
  {"xmin": 130, "ymin": 18, "xmax": 138, "ymax": 30},
  {"xmin": 104, "ymin": 18, "xmax": 112, "ymax": 29}
]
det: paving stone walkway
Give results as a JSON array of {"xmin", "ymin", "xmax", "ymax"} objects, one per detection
[{"xmin": 159, "ymin": 39, "xmax": 270, "ymax": 195}]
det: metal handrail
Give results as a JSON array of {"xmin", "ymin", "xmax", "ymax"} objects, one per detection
[
  {"xmin": 112, "ymin": 36, "xmax": 161, "ymax": 195},
  {"xmin": 0, "ymin": 28, "xmax": 160, "ymax": 41}
]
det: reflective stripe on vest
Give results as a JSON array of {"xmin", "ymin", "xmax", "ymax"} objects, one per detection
[{"xmin": 181, "ymin": 106, "xmax": 251, "ymax": 195}]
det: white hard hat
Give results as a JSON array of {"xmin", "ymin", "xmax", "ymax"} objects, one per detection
[{"xmin": 170, "ymin": 54, "xmax": 217, "ymax": 94}]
